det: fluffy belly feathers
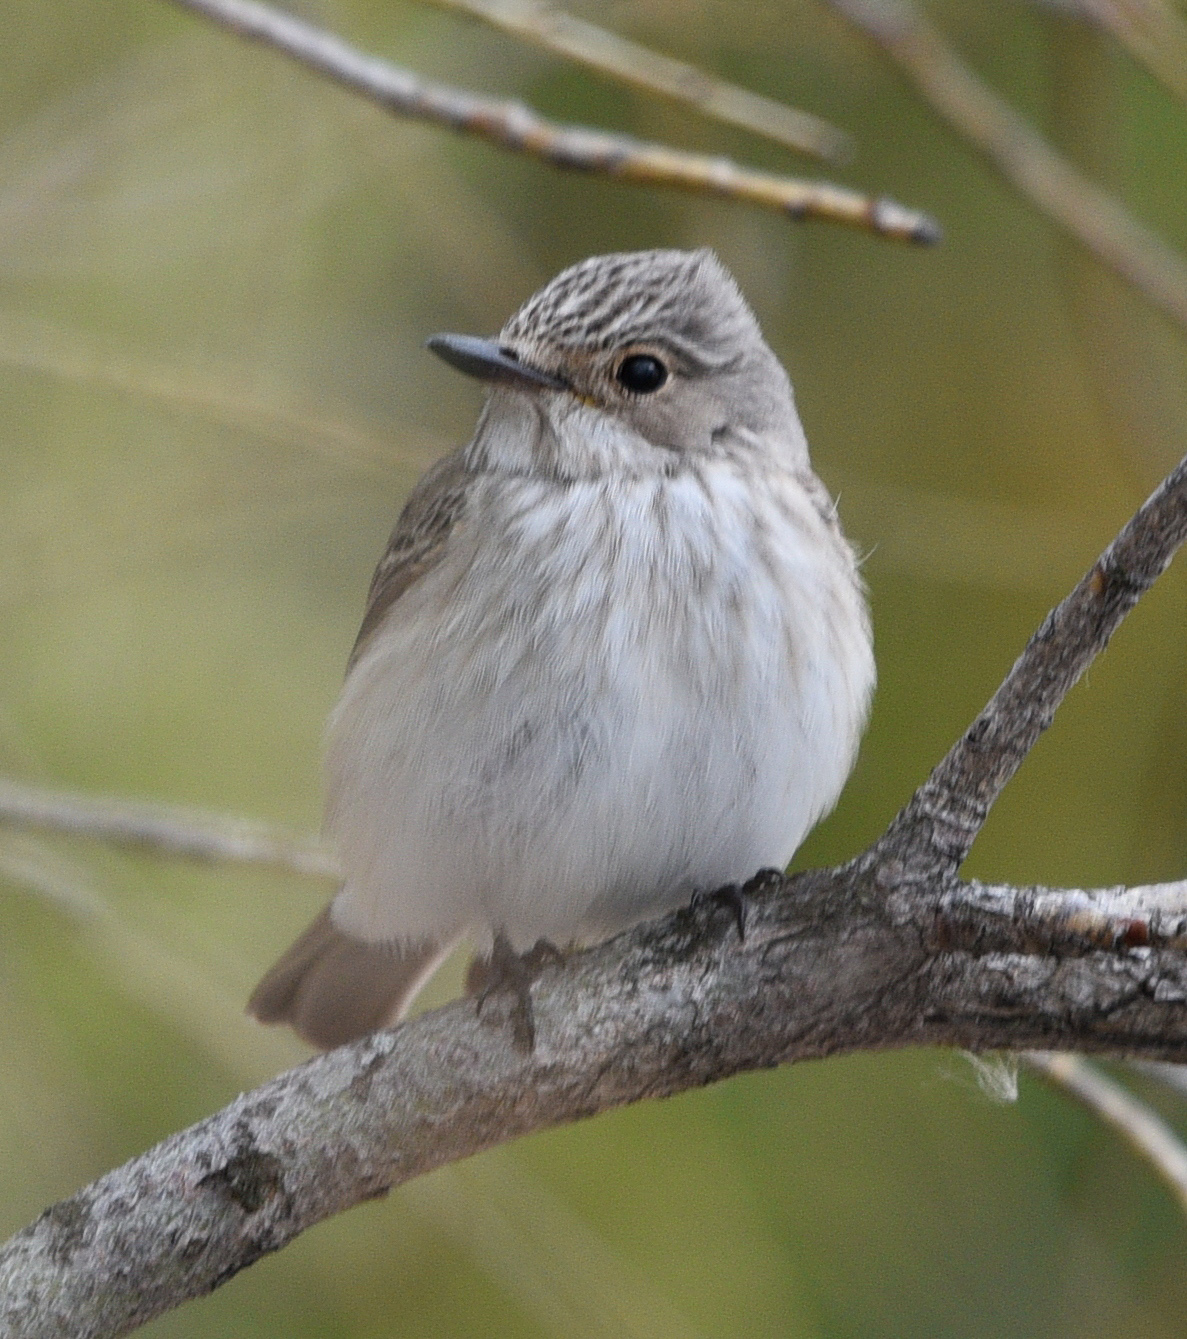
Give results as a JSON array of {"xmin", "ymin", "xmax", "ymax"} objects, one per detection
[{"xmin": 325, "ymin": 461, "xmax": 873, "ymax": 950}]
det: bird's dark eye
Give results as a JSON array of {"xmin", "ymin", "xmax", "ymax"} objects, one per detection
[{"xmin": 615, "ymin": 354, "xmax": 668, "ymax": 394}]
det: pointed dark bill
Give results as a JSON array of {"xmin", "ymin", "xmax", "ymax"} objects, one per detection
[{"xmin": 426, "ymin": 333, "xmax": 568, "ymax": 392}]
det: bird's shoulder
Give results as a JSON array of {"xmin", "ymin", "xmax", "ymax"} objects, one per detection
[{"xmin": 348, "ymin": 447, "xmax": 475, "ymax": 667}]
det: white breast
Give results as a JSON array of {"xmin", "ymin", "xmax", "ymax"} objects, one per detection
[{"xmin": 326, "ymin": 456, "xmax": 873, "ymax": 952}]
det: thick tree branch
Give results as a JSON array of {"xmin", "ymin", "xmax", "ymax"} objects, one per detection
[
  {"xmin": 6, "ymin": 7, "xmax": 1187, "ymax": 1317},
  {"xmin": 163, "ymin": 0, "xmax": 939, "ymax": 242},
  {"xmin": 7, "ymin": 866, "xmax": 1187, "ymax": 1338}
]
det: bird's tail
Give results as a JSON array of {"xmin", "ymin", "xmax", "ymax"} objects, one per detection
[{"xmin": 247, "ymin": 905, "xmax": 453, "ymax": 1050}]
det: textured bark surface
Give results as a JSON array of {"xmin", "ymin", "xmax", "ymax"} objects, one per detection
[
  {"xmin": 6, "ymin": 864, "xmax": 1187, "ymax": 1339},
  {"xmin": 1, "ymin": 444, "xmax": 1185, "ymax": 1336}
]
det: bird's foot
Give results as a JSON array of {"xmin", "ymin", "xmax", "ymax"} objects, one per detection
[
  {"xmin": 471, "ymin": 934, "xmax": 564, "ymax": 1051},
  {"xmin": 687, "ymin": 875, "xmax": 769, "ymax": 942}
]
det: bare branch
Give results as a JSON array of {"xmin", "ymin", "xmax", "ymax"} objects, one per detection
[
  {"xmin": 825, "ymin": 0, "xmax": 1187, "ymax": 327},
  {"xmin": 1024, "ymin": 1052, "xmax": 1187, "ymax": 1216},
  {"xmin": 9, "ymin": 863, "xmax": 1187, "ymax": 1338},
  {"xmin": 0, "ymin": 778, "xmax": 338, "ymax": 880},
  {"xmin": 877, "ymin": 455, "xmax": 1187, "ymax": 870},
  {"xmin": 423, "ymin": 0, "xmax": 852, "ymax": 161},
  {"xmin": 6, "ymin": 6, "xmax": 1187, "ymax": 1334},
  {"xmin": 9, "ymin": 8, "xmax": 1187, "ymax": 1304},
  {"xmin": 163, "ymin": 0, "xmax": 939, "ymax": 243}
]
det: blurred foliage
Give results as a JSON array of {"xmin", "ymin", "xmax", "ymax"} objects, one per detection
[{"xmin": 2, "ymin": 0, "xmax": 1187, "ymax": 1335}]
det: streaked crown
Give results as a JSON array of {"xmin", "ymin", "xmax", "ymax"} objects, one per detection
[{"xmin": 500, "ymin": 248, "xmax": 762, "ymax": 369}]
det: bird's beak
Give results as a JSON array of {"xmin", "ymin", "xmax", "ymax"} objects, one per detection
[{"xmin": 426, "ymin": 334, "xmax": 568, "ymax": 392}]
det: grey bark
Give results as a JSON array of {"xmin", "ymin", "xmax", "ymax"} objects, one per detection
[{"xmin": 1, "ymin": 451, "xmax": 1186, "ymax": 1336}]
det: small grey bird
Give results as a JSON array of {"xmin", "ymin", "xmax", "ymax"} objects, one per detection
[{"xmin": 249, "ymin": 248, "xmax": 874, "ymax": 1049}]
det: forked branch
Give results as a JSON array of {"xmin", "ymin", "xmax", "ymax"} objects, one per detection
[{"xmin": 2, "ymin": 451, "xmax": 1186, "ymax": 1337}]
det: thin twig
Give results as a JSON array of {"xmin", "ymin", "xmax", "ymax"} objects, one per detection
[
  {"xmin": 0, "ymin": 777, "xmax": 338, "ymax": 879},
  {"xmin": 826, "ymin": 0, "xmax": 1187, "ymax": 326},
  {"xmin": 0, "ymin": 835, "xmax": 304, "ymax": 1076},
  {"xmin": 876, "ymin": 453, "xmax": 1187, "ymax": 870},
  {"xmin": 0, "ymin": 311, "xmax": 423, "ymax": 478},
  {"xmin": 423, "ymin": 0, "xmax": 851, "ymax": 161},
  {"xmin": 1024, "ymin": 1052, "xmax": 1187, "ymax": 1216},
  {"xmin": 164, "ymin": 0, "xmax": 939, "ymax": 242},
  {"xmin": 1130, "ymin": 1059, "xmax": 1187, "ymax": 1098},
  {"xmin": 1060, "ymin": 0, "xmax": 1187, "ymax": 101}
]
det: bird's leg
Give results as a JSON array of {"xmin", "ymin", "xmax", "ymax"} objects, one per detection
[{"xmin": 472, "ymin": 933, "xmax": 564, "ymax": 1051}]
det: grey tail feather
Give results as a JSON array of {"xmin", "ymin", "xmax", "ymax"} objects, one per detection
[{"xmin": 247, "ymin": 905, "xmax": 452, "ymax": 1050}]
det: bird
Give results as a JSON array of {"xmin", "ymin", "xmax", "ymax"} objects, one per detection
[{"xmin": 248, "ymin": 247, "xmax": 875, "ymax": 1050}]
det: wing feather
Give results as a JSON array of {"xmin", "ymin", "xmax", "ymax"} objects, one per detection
[{"xmin": 348, "ymin": 448, "xmax": 473, "ymax": 668}]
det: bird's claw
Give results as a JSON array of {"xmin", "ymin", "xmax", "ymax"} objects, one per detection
[{"xmin": 688, "ymin": 881, "xmax": 754, "ymax": 942}]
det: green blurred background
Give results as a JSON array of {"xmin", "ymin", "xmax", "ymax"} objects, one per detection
[{"xmin": 3, "ymin": 0, "xmax": 1187, "ymax": 1334}]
